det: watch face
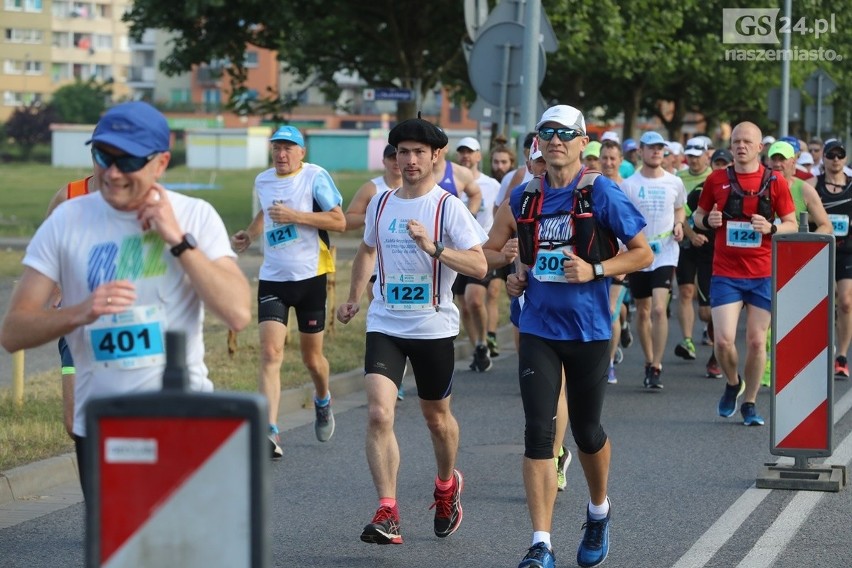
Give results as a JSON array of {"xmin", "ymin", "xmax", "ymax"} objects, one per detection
[{"xmin": 185, "ymin": 233, "xmax": 197, "ymax": 248}]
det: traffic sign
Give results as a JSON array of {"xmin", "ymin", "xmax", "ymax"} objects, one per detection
[
  {"xmin": 805, "ymin": 104, "xmax": 834, "ymax": 134},
  {"xmin": 467, "ymin": 21, "xmax": 546, "ymax": 108},
  {"xmin": 477, "ymin": 0, "xmax": 558, "ymax": 52},
  {"xmin": 363, "ymin": 88, "xmax": 414, "ymax": 102},
  {"xmin": 768, "ymin": 87, "xmax": 801, "ymax": 122}
]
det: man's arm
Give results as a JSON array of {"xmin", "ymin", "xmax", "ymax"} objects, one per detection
[
  {"xmin": 457, "ymin": 166, "xmax": 482, "ymax": 214},
  {"xmin": 45, "ymin": 186, "xmax": 67, "ymax": 217},
  {"xmin": 407, "ymin": 218, "xmax": 488, "ymax": 280},
  {"xmin": 231, "ymin": 209, "xmax": 264, "ymax": 252},
  {"xmin": 344, "ymin": 181, "xmax": 378, "ymax": 231},
  {"xmin": 336, "ymin": 241, "xmax": 377, "ymax": 324},
  {"xmin": 483, "ymin": 200, "xmax": 518, "ymax": 269},
  {"xmin": 801, "ymin": 182, "xmax": 833, "ymax": 234},
  {"xmin": 268, "ymin": 204, "xmax": 346, "ymax": 232}
]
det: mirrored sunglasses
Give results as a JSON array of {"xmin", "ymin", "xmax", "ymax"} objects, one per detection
[{"xmin": 538, "ymin": 127, "xmax": 583, "ymax": 142}]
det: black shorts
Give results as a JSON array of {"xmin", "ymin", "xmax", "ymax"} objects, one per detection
[
  {"xmin": 629, "ymin": 266, "xmax": 675, "ymax": 300},
  {"xmin": 518, "ymin": 334, "xmax": 609, "ymax": 459},
  {"xmin": 452, "ymin": 271, "xmax": 498, "ymax": 295},
  {"xmin": 675, "ymin": 246, "xmax": 713, "ymax": 306},
  {"xmin": 364, "ymin": 332, "xmax": 457, "ymax": 400},
  {"xmin": 258, "ymin": 275, "xmax": 327, "ymax": 333},
  {"xmin": 837, "ymin": 252, "xmax": 852, "ymax": 281}
]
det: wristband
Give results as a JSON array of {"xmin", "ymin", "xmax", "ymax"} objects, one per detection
[{"xmin": 701, "ymin": 216, "xmax": 713, "ymax": 230}]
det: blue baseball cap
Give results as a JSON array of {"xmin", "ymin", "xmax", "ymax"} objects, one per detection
[
  {"xmin": 622, "ymin": 138, "xmax": 638, "ymax": 152},
  {"xmin": 270, "ymin": 125, "xmax": 305, "ymax": 147},
  {"xmin": 87, "ymin": 101, "xmax": 170, "ymax": 157},
  {"xmin": 640, "ymin": 131, "xmax": 666, "ymax": 146},
  {"xmin": 778, "ymin": 136, "xmax": 800, "ymax": 153}
]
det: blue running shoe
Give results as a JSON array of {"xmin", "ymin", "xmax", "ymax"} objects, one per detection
[
  {"xmin": 518, "ymin": 542, "xmax": 555, "ymax": 568},
  {"xmin": 741, "ymin": 402, "xmax": 765, "ymax": 426},
  {"xmin": 718, "ymin": 376, "xmax": 745, "ymax": 418},
  {"xmin": 577, "ymin": 504, "xmax": 611, "ymax": 568}
]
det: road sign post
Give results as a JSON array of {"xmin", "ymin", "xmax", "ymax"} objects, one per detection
[
  {"xmin": 757, "ymin": 229, "xmax": 846, "ymax": 491},
  {"xmin": 85, "ymin": 332, "xmax": 270, "ymax": 567}
]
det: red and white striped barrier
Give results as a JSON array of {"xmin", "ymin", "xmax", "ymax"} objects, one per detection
[{"xmin": 771, "ymin": 235, "xmax": 834, "ymax": 456}]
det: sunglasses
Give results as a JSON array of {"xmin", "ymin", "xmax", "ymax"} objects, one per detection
[
  {"xmin": 825, "ymin": 152, "xmax": 846, "ymax": 160},
  {"xmin": 92, "ymin": 146, "xmax": 157, "ymax": 173},
  {"xmin": 684, "ymin": 144, "xmax": 706, "ymax": 151},
  {"xmin": 538, "ymin": 127, "xmax": 584, "ymax": 142}
]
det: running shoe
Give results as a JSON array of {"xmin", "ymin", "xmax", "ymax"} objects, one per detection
[
  {"xmin": 741, "ymin": 402, "xmax": 765, "ymax": 426},
  {"xmin": 613, "ymin": 346, "xmax": 624, "ymax": 365},
  {"xmin": 556, "ymin": 446, "xmax": 572, "ymax": 491},
  {"xmin": 360, "ymin": 505, "xmax": 403, "ymax": 545},
  {"xmin": 643, "ymin": 363, "xmax": 652, "ymax": 388},
  {"xmin": 674, "ymin": 338, "xmax": 697, "ymax": 360},
  {"xmin": 701, "ymin": 326, "xmax": 713, "ymax": 346},
  {"xmin": 620, "ymin": 322, "xmax": 633, "ymax": 348},
  {"xmin": 607, "ymin": 364, "xmax": 618, "ymax": 385},
  {"xmin": 834, "ymin": 356, "xmax": 849, "ymax": 379},
  {"xmin": 431, "ymin": 469, "xmax": 464, "ymax": 538},
  {"xmin": 315, "ymin": 398, "xmax": 335, "ymax": 442},
  {"xmin": 577, "ymin": 502, "xmax": 611, "ymax": 568},
  {"xmin": 472, "ymin": 344, "xmax": 493, "ymax": 372},
  {"xmin": 268, "ymin": 425, "xmax": 283, "ymax": 460},
  {"xmin": 518, "ymin": 542, "xmax": 555, "ymax": 568},
  {"xmin": 487, "ymin": 333, "xmax": 500, "ymax": 357},
  {"xmin": 705, "ymin": 356, "xmax": 723, "ymax": 379},
  {"xmin": 397, "ymin": 386, "xmax": 405, "ymax": 401},
  {"xmin": 718, "ymin": 376, "xmax": 745, "ymax": 418},
  {"xmin": 648, "ymin": 366, "xmax": 663, "ymax": 390}
]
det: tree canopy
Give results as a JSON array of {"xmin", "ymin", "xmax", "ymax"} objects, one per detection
[{"xmin": 123, "ymin": 0, "xmax": 852, "ymax": 139}]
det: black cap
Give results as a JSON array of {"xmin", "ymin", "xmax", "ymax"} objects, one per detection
[
  {"xmin": 523, "ymin": 132, "xmax": 537, "ymax": 149},
  {"xmin": 824, "ymin": 139, "xmax": 846, "ymax": 154},
  {"xmin": 388, "ymin": 113, "xmax": 448, "ymax": 149},
  {"xmin": 383, "ymin": 144, "xmax": 397, "ymax": 158},
  {"xmin": 711, "ymin": 148, "xmax": 733, "ymax": 164}
]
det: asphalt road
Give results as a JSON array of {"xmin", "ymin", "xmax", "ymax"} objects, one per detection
[{"xmin": 1, "ymin": 320, "xmax": 850, "ymax": 568}]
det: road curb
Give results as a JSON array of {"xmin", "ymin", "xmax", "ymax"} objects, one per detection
[{"xmin": 0, "ymin": 324, "xmax": 515, "ymax": 504}]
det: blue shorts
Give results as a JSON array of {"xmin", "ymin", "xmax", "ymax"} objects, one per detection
[
  {"xmin": 510, "ymin": 296, "xmax": 522, "ymax": 327},
  {"xmin": 710, "ymin": 276, "xmax": 771, "ymax": 311}
]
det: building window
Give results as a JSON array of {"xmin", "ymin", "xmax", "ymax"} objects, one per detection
[
  {"xmin": 245, "ymin": 51, "xmax": 259, "ymax": 68},
  {"xmin": 4, "ymin": 0, "xmax": 23, "ymax": 12},
  {"xmin": 4, "ymin": 91, "xmax": 42, "ymax": 106},
  {"xmin": 5, "ymin": 28, "xmax": 44, "ymax": 44},
  {"xmin": 170, "ymin": 89, "xmax": 191, "ymax": 104},
  {"xmin": 25, "ymin": 0, "xmax": 42, "ymax": 12}
]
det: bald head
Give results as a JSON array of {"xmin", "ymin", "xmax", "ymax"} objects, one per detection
[{"xmin": 730, "ymin": 121, "xmax": 764, "ymax": 172}]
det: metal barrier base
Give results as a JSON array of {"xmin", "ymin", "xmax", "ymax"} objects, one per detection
[{"xmin": 756, "ymin": 462, "xmax": 847, "ymax": 492}]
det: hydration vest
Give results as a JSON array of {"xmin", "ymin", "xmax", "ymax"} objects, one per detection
[
  {"xmin": 516, "ymin": 169, "xmax": 618, "ymax": 266},
  {"xmin": 722, "ymin": 165, "xmax": 775, "ymax": 221}
]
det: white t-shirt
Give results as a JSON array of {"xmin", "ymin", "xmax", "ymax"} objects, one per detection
[
  {"xmin": 620, "ymin": 170, "xmax": 687, "ymax": 271},
  {"xmin": 364, "ymin": 186, "xmax": 488, "ymax": 339},
  {"xmin": 497, "ymin": 167, "xmax": 533, "ymax": 207},
  {"xmin": 23, "ymin": 191, "xmax": 236, "ymax": 436},
  {"xmin": 460, "ymin": 172, "xmax": 499, "ymax": 232},
  {"xmin": 255, "ymin": 163, "xmax": 343, "ymax": 282}
]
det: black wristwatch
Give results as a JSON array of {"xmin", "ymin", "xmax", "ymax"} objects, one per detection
[
  {"xmin": 593, "ymin": 263, "xmax": 605, "ymax": 281},
  {"xmin": 170, "ymin": 233, "xmax": 197, "ymax": 257},
  {"xmin": 430, "ymin": 241, "xmax": 445, "ymax": 259},
  {"xmin": 770, "ymin": 224, "xmax": 778, "ymax": 235}
]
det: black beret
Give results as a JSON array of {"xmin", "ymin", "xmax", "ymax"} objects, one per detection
[{"xmin": 388, "ymin": 114, "xmax": 448, "ymax": 149}]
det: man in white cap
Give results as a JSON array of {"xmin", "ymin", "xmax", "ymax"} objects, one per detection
[
  {"xmin": 0, "ymin": 101, "xmax": 251, "ymax": 493},
  {"xmin": 673, "ymin": 136, "xmax": 714, "ymax": 366},
  {"xmin": 231, "ymin": 125, "xmax": 346, "ymax": 458},
  {"xmin": 621, "ymin": 131, "xmax": 687, "ymax": 390},
  {"xmin": 454, "ymin": 136, "xmax": 502, "ymax": 371},
  {"xmin": 484, "ymin": 104, "xmax": 652, "ymax": 568}
]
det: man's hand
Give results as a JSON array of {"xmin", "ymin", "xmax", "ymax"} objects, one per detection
[
  {"xmin": 231, "ymin": 230, "xmax": 251, "ymax": 253},
  {"xmin": 136, "ymin": 185, "xmax": 183, "ymax": 246},
  {"xmin": 406, "ymin": 219, "xmax": 436, "ymax": 255},
  {"xmin": 336, "ymin": 301, "xmax": 360, "ymax": 324},
  {"xmin": 79, "ymin": 281, "xmax": 137, "ymax": 325},
  {"xmin": 562, "ymin": 251, "xmax": 593, "ymax": 283},
  {"xmin": 501, "ymin": 237, "xmax": 519, "ymax": 264},
  {"xmin": 751, "ymin": 214, "xmax": 773, "ymax": 234},
  {"xmin": 689, "ymin": 232, "xmax": 709, "ymax": 247},
  {"xmin": 268, "ymin": 203, "xmax": 301, "ymax": 224},
  {"xmin": 673, "ymin": 222, "xmax": 684, "ymax": 242},
  {"xmin": 506, "ymin": 267, "xmax": 529, "ymax": 297},
  {"xmin": 707, "ymin": 204, "xmax": 723, "ymax": 229}
]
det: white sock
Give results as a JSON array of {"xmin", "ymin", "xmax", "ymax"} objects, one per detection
[
  {"xmin": 588, "ymin": 497, "xmax": 610, "ymax": 520},
  {"xmin": 532, "ymin": 531, "xmax": 551, "ymax": 549}
]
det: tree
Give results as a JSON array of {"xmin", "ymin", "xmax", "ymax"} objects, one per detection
[
  {"xmin": 49, "ymin": 78, "xmax": 112, "ymax": 124},
  {"xmin": 4, "ymin": 102, "xmax": 58, "ymax": 161},
  {"xmin": 123, "ymin": 0, "xmax": 470, "ymax": 121}
]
